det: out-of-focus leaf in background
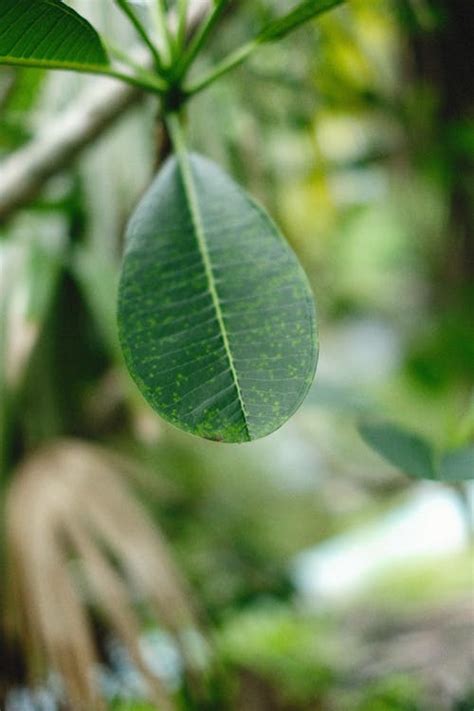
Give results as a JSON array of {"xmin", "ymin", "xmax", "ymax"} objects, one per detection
[
  {"xmin": 0, "ymin": 0, "xmax": 109, "ymax": 71},
  {"xmin": 440, "ymin": 446, "xmax": 474, "ymax": 482},
  {"xmin": 258, "ymin": 0, "xmax": 344, "ymax": 42},
  {"xmin": 358, "ymin": 422, "xmax": 436, "ymax": 480}
]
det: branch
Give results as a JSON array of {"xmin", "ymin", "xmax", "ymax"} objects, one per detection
[
  {"xmin": 0, "ymin": 72, "xmax": 144, "ymax": 225},
  {"xmin": 0, "ymin": 0, "xmax": 211, "ymax": 225},
  {"xmin": 113, "ymin": 0, "xmax": 164, "ymax": 71}
]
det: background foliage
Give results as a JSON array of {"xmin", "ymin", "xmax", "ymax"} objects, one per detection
[{"xmin": 0, "ymin": 0, "xmax": 473, "ymax": 709}]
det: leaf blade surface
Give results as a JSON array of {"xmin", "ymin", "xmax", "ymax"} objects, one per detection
[
  {"xmin": 258, "ymin": 0, "xmax": 344, "ymax": 42},
  {"xmin": 118, "ymin": 153, "xmax": 318, "ymax": 442},
  {"xmin": 359, "ymin": 422, "xmax": 436, "ymax": 480},
  {"xmin": 439, "ymin": 446, "xmax": 474, "ymax": 482},
  {"xmin": 0, "ymin": 0, "xmax": 109, "ymax": 71}
]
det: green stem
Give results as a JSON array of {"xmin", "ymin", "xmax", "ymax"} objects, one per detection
[
  {"xmin": 70, "ymin": 66, "xmax": 167, "ymax": 93},
  {"xmin": 86, "ymin": 67, "xmax": 166, "ymax": 93},
  {"xmin": 104, "ymin": 40, "xmax": 169, "ymax": 89},
  {"xmin": 185, "ymin": 39, "xmax": 258, "ymax": 95},
  {"xmin": 176, "ymin": 0, "xmax": 189, "ymax": 55},
  {"xmin": 155, "ymin": 0, "xmax": 174, "ymax": 66},
  {"xmin": 105, "ymin": 40, "xmax": 145, "ymax": 72},
  {"xmin": 166, "ymin": 110, "xmax": 187, "ymax": 157},
  {"xmin": 114, "ymin": 0, "xmax": 164, "ymax": 72},
  {"xmin": 174, "ymin": 0, "xmax": 230, "ymax": 80},
  {"xmin": 0, "ymin": 57, "xmax": 167, "ymax": 93}
]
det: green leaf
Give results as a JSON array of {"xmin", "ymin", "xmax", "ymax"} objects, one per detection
[
  {"xmin": 308, "ymin": 382, "xmax": 376, "ymax": 415},
  {"xmin": 359, "ymin": 422, "xmax": 437, "ymax": 480},
  {"xmin": 0, "ymin": 0, "xmax": 109, "ymax": 71},
  {"xmin": 118, "ymin": 153, "xmax": 318, "ymax": 443},
  {"xmin": 258, "ymin": 0, "xmax": 344, "ymax": 43},
  {"xmin": 439, "ymin": 446, "xmax": 474, "ymax": 482}
]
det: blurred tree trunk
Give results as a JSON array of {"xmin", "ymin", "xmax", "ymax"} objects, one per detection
[{"xmin": 405, "ymin": 0, "xmax": 474, "ymax": 288}]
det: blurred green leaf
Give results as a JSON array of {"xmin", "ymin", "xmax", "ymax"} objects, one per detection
[
  {"xmin": 359, "ymin": 422, "xmax": 436, "ymax": 480},
  {"xmin": 0, "ymin": 0, "xmax": 109, "ymax": 71},
  {"xmin": 73, "ymin": 246, "xmax": 120, "ymax": 359},
  {"xmin": 356, "ymin": 675, "xmax": 422, "ymax": 711},
  {"xmin": 118, "ymin": 152, "xmax": 317, "ymax": 443},
  {"xmin": 217, "ymin": 604, "xmax": 333, "ymax": 703},
  {"xmin": 258, "ymin": 0, "xmax": 344, "ymax": 42},
  {"xmin": 439, "ymin": 446, "xmax": 474, "ymax": 482},
  {"xmin": 27, "ymin": 237, "xmax": 65, "ymax": 325},
  {"xmin": 308, "ymin": 381, "xmax": 377, "ymax": 415}
]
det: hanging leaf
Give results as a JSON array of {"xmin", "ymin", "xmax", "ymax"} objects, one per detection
[
  {"xmin": 439, "ymin": 445, "xmax": 474, "ymax": 482},
  {"xmin": 118, "ymin": 153, "xmax": 318, "ymax": 443},
  {"xmin": 0, "ymin": 0, "xmax": 109, "ymax": 71},
  {"xmin": 359, "ymin": 422, "xmax": 437, "ymax": 480},
  {"xmin": 258, "ymin": 0, "xmax": 344, "ymax": 43}
]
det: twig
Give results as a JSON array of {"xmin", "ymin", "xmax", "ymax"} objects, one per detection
[
  {"xmin": 186, "ymin": 39, "xmax": 256, "ymax": 95},
  {"xmin": 0, "ymin": 1, "xmax": 211, "ymax": 225},
  {"xmin": 0, "ymin": 70, "xmax": 144, "ymax": 225},
  {"xmin": 113, "ymin": 0, "xmax": 164, "ymax": 71},
  {"xmin": 174, "ymin": 0, "xmax": 229, "ymax": 80}
]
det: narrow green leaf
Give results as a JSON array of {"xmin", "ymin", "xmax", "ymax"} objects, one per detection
[
  {"xmin": 359, "ymin": 422, "xmax": 437, "ymax": 480},
  {"xmin": 439, "ymin": 446, "xmax": 474, "ymax": 482},
  {"xmin": 0, "ymin": 0, "xmax": 109, "ymax": 71},
  {"xmin": 258, "ymin": 0, "xmax": 344, "ymax": 43},
  {"xmin": 118, "ymin": 153, "xmax": 318, "ymax": 443}
]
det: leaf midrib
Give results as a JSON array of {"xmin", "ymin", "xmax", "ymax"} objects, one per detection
[
  {"xmin": 0, "ymin": 55, "xmax": 108, "ymax": 72},
  {"xmin": 170, "ymin": 125, "xmax": 251, "ymax": 440}
]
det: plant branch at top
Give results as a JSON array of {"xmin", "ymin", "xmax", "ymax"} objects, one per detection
[
  {"xmin": 176, "ymin": 0, "xmax": 190, "ymax": 55},
  {"xmin": 113, "ymin": 0, "xmax": 164, "ymax": 72},
  {"xmin": 173, "ymin": 0, "xmax": 229, "ymax": 80},
  {"xmin": 154, "ymin": 0, "xmax": 176, "ymax": 66},
  {"xmin": 182, "ymin": 0, "xmax": 345, "ymax": 96},
  {"xmin": 185, "ymin": 39, "xmax": 257, "ymax": 95},
  {"xmin": 0, "ymin": 2, "xmax": 212, "ymax": 225}
]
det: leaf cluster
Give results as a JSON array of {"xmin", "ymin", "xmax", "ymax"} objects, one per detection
[
  {"xmin": 0, "ymin": 0, "xmax": 347, "ymax": 442},
  {"xmin": 359, "ymin": 421, "xmax": 474, "ymax": 482},
  {"xmin": 0, "ymin": 0, "xmax": 345, "ymax": 104}
]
